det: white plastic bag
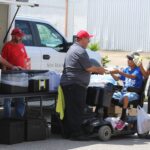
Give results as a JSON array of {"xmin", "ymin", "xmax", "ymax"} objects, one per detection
[
  {"xmin": 105, "ymin": 117, "xmax": 120, "ymax": 129},
  {"xmin": 137, "ymin": 106, "xmax": 150, "ymax": 134}
]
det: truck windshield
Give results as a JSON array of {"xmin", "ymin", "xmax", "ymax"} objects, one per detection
[{"xmin": 36, "ymin": 23, "xmax": 64, "ymax": 51}]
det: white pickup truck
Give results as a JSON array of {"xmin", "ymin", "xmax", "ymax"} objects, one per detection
[
  {"xmin": 15, "ymin": 17, "xmax": 102, "ymax": 72},
  {"xmin": 0, "ymin": 1, "xmax": 102, "ymax": 73}
]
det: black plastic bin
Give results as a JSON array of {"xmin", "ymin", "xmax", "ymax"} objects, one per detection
[
  {"xmin": 1, "ymin": 83, "xmax": 28, "ymax": 94},
  {"xmin": 28, "ymin": 70, "xmax": 49, "ymax": 92},
  {"xmin": 0, "ymin": 70, "xmax": 28, "ymax": 94},
  {"xmin": 86, "ymin": 83, "xmax": 114, "ymax": 107},
  {"xmin": 0, "ymin": 119, "xmax": 24, "ymax": 145},
  {"xmin": 25, "ymin": 118, "xmax": 47, "ymax": 141}
]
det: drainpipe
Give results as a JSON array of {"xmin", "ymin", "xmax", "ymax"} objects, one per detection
[{"xmin": 65, "ymin": 0, "xmax": 68, "ymax": 37}]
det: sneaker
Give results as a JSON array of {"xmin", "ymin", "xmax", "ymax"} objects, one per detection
[{"xmin": 115, "ymin": 120, "xmax": 126, "ymax": 131}]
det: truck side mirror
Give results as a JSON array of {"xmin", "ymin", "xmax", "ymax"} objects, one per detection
[
  {"xmin": 73, "ymin": 35, "xmax": 76, "ymax": 43},
  {"xmin": 66, "ymin": 42, "xmax": 72, "ymax": 50}
]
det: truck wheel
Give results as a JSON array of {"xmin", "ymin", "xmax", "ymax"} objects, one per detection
[
  {"xmin": 98, "ymin": 125, "xmax": 112, "ymax": 141},
  {"xmin": 138, "ymin": 132, "xmax": 149, "ymax": 138}
]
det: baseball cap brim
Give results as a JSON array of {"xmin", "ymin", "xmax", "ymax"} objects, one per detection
[
  {"xmin": 15, "ymin": 33, "xmax": 25, "ymax": 37},
  {"xmin": 76, "ymin": 34, "xmax": 94, "ymax": 38},
  {"xmin": 89, "ymin": 35, "xmax": 94, "ymax": 38},
  {"xmin": 127, "ymin": 55, "xmax": 133, "ymax": 60}
]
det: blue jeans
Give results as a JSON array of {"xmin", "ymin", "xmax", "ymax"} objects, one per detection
[{"xmin": 3, "ymin": 98, "xmax": 25, "ymax": 118}]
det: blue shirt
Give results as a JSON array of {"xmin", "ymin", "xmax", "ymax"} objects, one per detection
[{"xmin": 120, "ymin": 67, "xmax": 143, "ymax": 88}]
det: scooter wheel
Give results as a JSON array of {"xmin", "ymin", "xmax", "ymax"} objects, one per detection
[
  {"xmin": 98, "ymin": 125, "xmax": 112, "ymax": 141},
  {"xmin": 138, "ymin": 132, "xmax": 149, "ymax": 138}
]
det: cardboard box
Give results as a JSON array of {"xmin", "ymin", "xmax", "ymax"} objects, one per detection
[
  {"xmin": 128, "ymin": 108, "xmax": 137, "ymax": 116},
  {"xmin": 108, "ymin": 104, "xmax": 137, "ymax": 117},
  {"xmin": 108, "ymin": 104, "xmax": 122, "ymax": 116}
]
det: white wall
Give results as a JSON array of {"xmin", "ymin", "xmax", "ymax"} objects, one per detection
[
  {"xmin": 87, "ymin": 0, "xmax": 150, "ymax": 52},
  {"xmin": 73, "ymin": 0, "xmax": 88, "ymax": 34}
]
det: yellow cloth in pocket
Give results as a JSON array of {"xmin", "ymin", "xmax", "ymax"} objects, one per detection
[{"xmin": 56, "ymin": 86, "xmax": 65, "ymax": 120}]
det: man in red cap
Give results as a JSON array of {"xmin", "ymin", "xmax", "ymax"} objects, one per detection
[
  {"xmin": 60, "ymin": 30, "xmax": 106, "ymax": 140},
  {"xmin": 2, "ymin": 28, "xmax": 28, "ymax": 69},
  {"xmin": 1, "ymin": 28, "xmax": 28, "ymax": 118}
]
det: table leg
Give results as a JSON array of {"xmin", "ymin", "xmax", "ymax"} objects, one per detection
[
  {"xmin": 40, "ymin": 96, "xmax": 43, "ymax": 118},
  {"xmin": 25, "ymin": 98, "xmax": 28, "ymax": 119}
]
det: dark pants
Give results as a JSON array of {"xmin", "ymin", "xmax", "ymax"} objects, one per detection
[{"xmin": 61, "ymin": 84, "xmax": 87, "ymax": 137}]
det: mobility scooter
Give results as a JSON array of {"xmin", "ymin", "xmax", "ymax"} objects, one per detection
[{"xmin": 82, "ymin": 79, "xmax": 149, "ymax": 141}]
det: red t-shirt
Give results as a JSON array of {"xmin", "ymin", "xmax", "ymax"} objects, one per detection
[{"xmin": 1, "ymin": 42, "xmax": 28, "ymax": 69}]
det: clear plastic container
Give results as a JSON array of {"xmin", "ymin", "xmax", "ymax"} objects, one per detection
[
  {"xmin": 1, "ymin": 72, "xmax": 28, "ymax": 87},
  {"xmin": 0, "ymin": 71, "xmax": 29, "ymax": 94},
  {"xmin": 29, "ymin": 72, "xmax": 49, "ymax": 80}
]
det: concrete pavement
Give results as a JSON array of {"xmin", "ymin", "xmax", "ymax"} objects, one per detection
[
  {"xmin": 0, "ymin": 101, "xmax": 149, "ymax": 150},
  {"xmin": 0, "ymin": 134, "xmax": 149, "ymax": 150}
]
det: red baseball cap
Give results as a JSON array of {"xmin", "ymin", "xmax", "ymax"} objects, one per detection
[
  {"xmin": 76, "ymin": 30, "xmax": 93, "ymax": 39},
  {"xmin": 11, "ymin": 28, "xmax": 25, "ymax": 37}
]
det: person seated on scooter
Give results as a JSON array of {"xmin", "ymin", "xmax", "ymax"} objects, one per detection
[{"xmin": 110, "ymin": 52, "xmax": 143, "ymax": 131}]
